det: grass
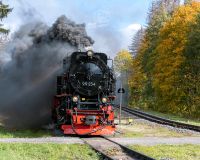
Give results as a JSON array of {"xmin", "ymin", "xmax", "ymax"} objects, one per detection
[
  {"xmin": 129, "ymin": 144, "xmax": 200, "ymax": 160},
  {"xmin": 0, "ymin": 143, "xmax": 101, "ymax": 160},
  {"xmin": 115, "ymin": 123, "xmax": 200, "ymax": 138},
  {"xmin": 0, "ymin": 126, "xmax": 52, "ymax": 138},
  {"xmin": 139, "ymin": 109, "xmax": 200, "ymax": 126}
]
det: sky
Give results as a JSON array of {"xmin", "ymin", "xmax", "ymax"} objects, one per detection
[{"xmin": 4, "ymin": 0, "xmax": 155, "ymax": 57}]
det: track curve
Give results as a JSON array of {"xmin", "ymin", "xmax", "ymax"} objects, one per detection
[{"xmin": 116, "ymin": 106, "xmax": 200, "ymax": 132}]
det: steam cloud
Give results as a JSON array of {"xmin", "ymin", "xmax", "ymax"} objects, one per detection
[{"xmin": 0, "ymin": 15, "xmax": 94, "ymax": 129}]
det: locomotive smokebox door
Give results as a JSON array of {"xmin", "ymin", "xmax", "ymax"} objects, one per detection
[{"xmin": 85, "ymin": 116, "xmax": 96, "ymax": 125}]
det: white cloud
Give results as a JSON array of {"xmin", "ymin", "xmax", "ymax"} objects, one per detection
[
  {"xmin": 3, "ymin": 1, "xmax": 144, "ymax": 56},
  {"xmin": 180, "ymin": 0, "xmax": 184, "ymax": 4},
  {"xmin": 122, "ymin": 23, "xmax": 142, "ymax": 38},
  {"xmin": 120, "ymin": 23, "xmax": 142, "ymax": 50},
  {"xmin": 127, "ymin": 24, "xmax": 142, "ymax": 31}
]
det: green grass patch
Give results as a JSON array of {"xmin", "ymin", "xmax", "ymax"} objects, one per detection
[
  {"xmin": 0, "ymin": 143, "xmax": 101, "ymax": 160},
  {"xmin": 141, "ymin": 109, "xmax": 200, "ymax": 126},
  {"xmin": 0, "ymin": 126, "xmax": 52, "ymax": 138},
  {"xmin": 129, "ymin": 144, "xmax": 200, "ymax": 160}
]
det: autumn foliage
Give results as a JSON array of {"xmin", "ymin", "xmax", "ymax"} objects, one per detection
[
  {"xmin": 114, "ymin": 50, "xmax": 132, "ymax": 74},
  {"xmin": 129, "ymin": 2, "xmax": 200, "ymax": 118}
]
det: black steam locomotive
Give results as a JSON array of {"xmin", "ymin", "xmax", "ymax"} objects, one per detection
[{"xmin": 52, "ymin": 50, "xmax": 116, "ymax": 135}]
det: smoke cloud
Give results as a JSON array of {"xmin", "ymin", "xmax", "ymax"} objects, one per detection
[{"xmin": 0, "ymin": 15, "xmax": 94, "ymax": 129}]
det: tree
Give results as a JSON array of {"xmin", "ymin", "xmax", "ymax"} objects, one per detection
[
  {"xmin": 184, "ymin": 0, "xmax": 200, "ymax": 5},
  {"xmin": 143, "ymin": 0, "xmax": 179, "ymax": 74},
  {"xmin": 129, "ymin": 1, "xmax": 200, "ymax": 118},
  {"xmin": 153, "ymin": 2, "xmax": 200, "ymax": 115},
  {"xmin": 128, "ymin": 0, "xmax": 180, "ymax": 109},
  {"xmin": 180, "ymin": 12, "xmax": 200, "ymax": 117},
  {"xmin": 184, "ymin": 0, "xmax": 192, "ymax": 4},
  {"xmin": 129, "ymin": 39, "xmax": 148, "ymax": 108},
  {"xmin": 114, "ymin": 50, "xmax": 133, "ymax": 106},
  {"xmin": 114, "ymin": 50, "xmax": 132, "ymax": 74},
  {"xmin": 129, "ymin": 27, "xmax": 145, "ymax": 57},
  {"xmin": 138, "ymin": 0, "xmax": 175, "ymax": 108},
  {"xmin": 0, "ymin": 1, "xmax": 12, "ymax": 34}
]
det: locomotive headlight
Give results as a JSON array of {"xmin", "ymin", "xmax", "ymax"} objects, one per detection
[
  {"xmin": 87, "ymin": 50, "xmax": 93, "ymax": 57},
  {"xmin": 72, "ymin": 96, "xmax": 78, "ymax": 102},
  {"xmin": 102, "ymin": 97, "xmax": 107, "ymax": 103}
]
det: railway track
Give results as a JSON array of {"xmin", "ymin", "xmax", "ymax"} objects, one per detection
[
  {"xmin": 82, "ymin": 136, "xmax": 155, "ymax": 160},
  {"xmin": 116, "ymin": 106, "xmax": 200, "ymax": 132}
]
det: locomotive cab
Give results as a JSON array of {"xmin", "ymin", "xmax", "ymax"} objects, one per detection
[{"xmin": 53, "ymin": 50, "xmax": 116, "ymax": 135}]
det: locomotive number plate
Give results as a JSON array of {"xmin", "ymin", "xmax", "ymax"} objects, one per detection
[{"xmin": 82, "ymin": 82, "xmax": 96, "ymax": 87}]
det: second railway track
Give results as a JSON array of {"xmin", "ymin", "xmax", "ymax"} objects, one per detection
[
  {"xmin": 116, "ymin": 106, "xmax": 200, "ymax": 132},
  {"xmin": 82, "ymin": 136, "xmax": 155, "ymax": 160}
]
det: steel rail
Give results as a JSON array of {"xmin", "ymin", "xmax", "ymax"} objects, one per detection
[
  {"xmin": 116, "ymin": 106, "xmax": 200, "ymax": 132},
  {"xmin": 102, "ymin": 136, "xmax": 155, "ymax": 160},
  {"xmin": 82, "ymin": 136, "xmax": 155, "ymax": 160},
  {"xmin": 82, "ymin": 138, "xmax": 113, "ymax": 160}
]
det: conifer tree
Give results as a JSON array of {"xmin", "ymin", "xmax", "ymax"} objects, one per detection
[
  {"xmin": 0, "ymin": 1, "xmax": 12, "ymax": 34},
  {"xmin": 139, "ymin": 0, "xmax": 175, "ymax": 108},
  {"xmin": 129, "ymin": 27, "xmax": 145, "ymax": 57}
]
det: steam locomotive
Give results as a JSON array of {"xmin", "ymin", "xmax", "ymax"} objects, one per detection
[{"xmin": 52, "ymin": 50, "xmax": 116, "ymax": 135}]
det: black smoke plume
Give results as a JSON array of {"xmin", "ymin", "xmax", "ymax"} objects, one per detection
[{"xmin": 0, "ymin": 15, "xmax": 94, "ymax": 128}]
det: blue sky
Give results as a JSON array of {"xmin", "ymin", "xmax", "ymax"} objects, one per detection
[{"xmin": 5, "ymin": 0, "xmax": 154, "ymax": 56}]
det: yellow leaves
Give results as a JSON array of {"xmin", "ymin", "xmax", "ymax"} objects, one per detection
[
  {"xmin": 159, "ymin": 2, "xmax": 200, "ymax": 40},
  {"xmin": 128, "ymin": 1, "xmax": 200, "ymax": 116},
  {"xmin": 127, "ymin": 2, "xmax": 200, "ymax": 117},
  {"xmin": 153, "ymin": 2, "xmax": 200, "ymax": 98},
  {"xmin": 114, "ymin": 50, "xmax": 132, "ymax": 73}
]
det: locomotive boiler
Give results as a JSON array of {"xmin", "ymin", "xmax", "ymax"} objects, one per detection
[{"xmin": 52, "ymin": 50, "xmax": 116, "ymax": 135}]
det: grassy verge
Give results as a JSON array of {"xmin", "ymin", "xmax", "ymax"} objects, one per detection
[
  {"xmin": 129, "ymin": 144, "xmax": 200, "ymax": 160},
  {"xmin": 115, "ymin": 123, "xmax": 200, "ymax": 138},
  {"xmin": 0, "ymin": 143, "xmax": 101, "ymax": 160},
  {"xmin": 0, "ymin": 126, "xmax": 52, "ymax": 138},
  {"xmin": 138, "ymin": 109, "xmax": 200, "ymax": 126},
  {"xmin": 114, "ymin": 108, "xmax": 200, "ymax": 138}
]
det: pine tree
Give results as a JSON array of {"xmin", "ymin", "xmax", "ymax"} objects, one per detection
[
  {"xmin": 139, "ymin": 0, "xmax": 170, "ymax": 108},
  {"xmin": 0, "ymin": 1, "xmax": 12, "ymax": 34},
  {"xmin": 129, "ymin": 27, "xmax": 145, "ymax": 57}
]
